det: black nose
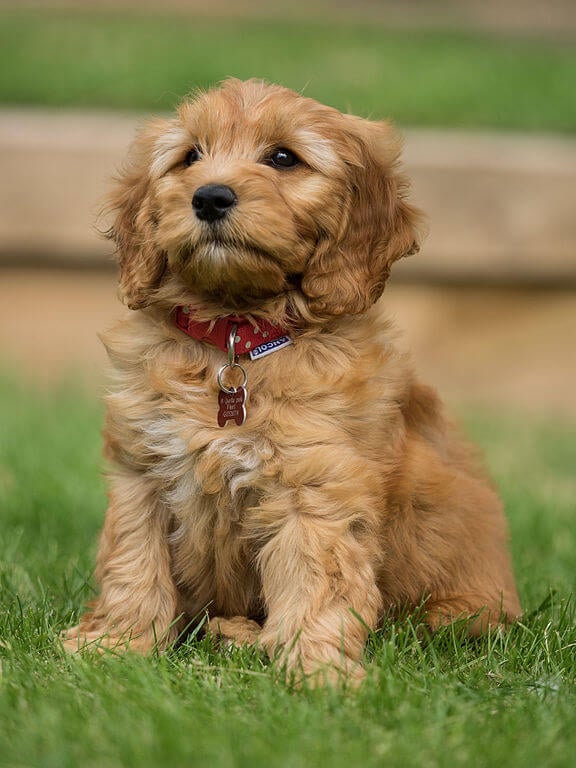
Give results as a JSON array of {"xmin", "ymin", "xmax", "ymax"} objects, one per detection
[{"xmin": 192, "ymin": 184, "xmax": 237, "ymax": 222}]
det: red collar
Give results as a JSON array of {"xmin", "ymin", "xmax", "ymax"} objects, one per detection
[{"xmin": 174, "ymin": 306, "xmax": 291, "ymax": 356}]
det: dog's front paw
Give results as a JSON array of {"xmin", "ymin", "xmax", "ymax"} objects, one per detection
[
  {"xmin": 297, "ymin": 658, "xmax": 366, "ymax": 690},
  {"xmin": 61, "ymin": 624, "xmax": 118, "ymax": 654},
  {"xmin": 268, "ymin": 638, "xmax": 366, "ymax": 689},
  {"xmin": 60, "ymin": 623, "xmax": 158, "ymax": 654}
]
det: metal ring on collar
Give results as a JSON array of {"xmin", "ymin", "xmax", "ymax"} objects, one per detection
[{"xmin": 217, "ymin": 362, "xmax": 248, "ymax": 394}]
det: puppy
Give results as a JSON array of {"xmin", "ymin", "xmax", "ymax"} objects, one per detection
[{"xmin": 63, "ymin": 79, "xmax": 521, "ymax": 682}]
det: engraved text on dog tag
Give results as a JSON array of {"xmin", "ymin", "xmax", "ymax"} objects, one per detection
[{"xmin": 217, "ymin": 387, "xmax": 247, "ymax": 427}]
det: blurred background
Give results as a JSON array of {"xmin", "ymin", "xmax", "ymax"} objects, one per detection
[{"xmin": 1, "ymin": 0, "xmax": 575, "ymax": 416}]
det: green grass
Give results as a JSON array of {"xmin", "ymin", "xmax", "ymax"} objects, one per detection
[
  {"xmin": 1, "ymin": 9, "xmax": 575, "ymax": 131},
  {"xmin": 1, "ymin": 375, "xmax": 575, "ymax": 768}
]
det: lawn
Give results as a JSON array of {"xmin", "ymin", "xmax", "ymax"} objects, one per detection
[
  {"xmin": 0, "ymin": 375, "xmax": 575, "ymax": 768},
  {"xmin": 1, "ymin": 9, "xmax": 575, "ymax": 132}
]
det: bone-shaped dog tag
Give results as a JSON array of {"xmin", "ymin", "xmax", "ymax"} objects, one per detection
[{"xmin": 217, "ymin": 387, "xmax": 247, "ymax": 427}]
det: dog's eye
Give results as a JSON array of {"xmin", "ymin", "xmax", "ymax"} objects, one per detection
[
  {"xmin": 267, "ymin": 148, "xmax": 299, "ymax": 169},
  {"xmin": 184, "ymin": 147, "xmax": 201, "ymax": 166}
]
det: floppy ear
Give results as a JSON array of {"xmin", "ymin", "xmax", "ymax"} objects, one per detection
[
  {"xmin": 301, "ymin": 116, "xmax": 423, "ymax": 317},
  {"xmin": 106, "ymin": 121, "xmax": 170, "ymax": 309}
]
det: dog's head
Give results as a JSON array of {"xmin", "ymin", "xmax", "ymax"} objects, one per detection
[{"xmin": 108, "ymin": 78, "xmax": 422, "ymax": 318}]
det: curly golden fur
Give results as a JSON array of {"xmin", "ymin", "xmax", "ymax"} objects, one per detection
[{"xmin": 63, "ymin": 79, "xmax": 521, "ymax": 683}]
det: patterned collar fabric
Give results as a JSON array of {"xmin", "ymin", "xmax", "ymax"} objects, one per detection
[{"xmin": 174, "ymin": 306, "xmax": 291, "ymax": 356}]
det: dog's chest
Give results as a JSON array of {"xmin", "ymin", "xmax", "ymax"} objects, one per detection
[
  {"xmin": 147, "ymin": 409, "xmax": 268, "ymax": 614},
  {"xmin": 144, "ymin": 400, "xmax": 270, "ymax": 521}
]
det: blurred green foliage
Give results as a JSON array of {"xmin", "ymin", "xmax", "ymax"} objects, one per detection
[{"xmin": 1, "ymin": 9, "xmax": 575, "ymax": 130}]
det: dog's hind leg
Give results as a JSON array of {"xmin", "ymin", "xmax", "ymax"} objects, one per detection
[
  {"xmin": 424, "ymin": 590, "xmax": 521, "ymax": 636},
  {"xmin": 206, "ymin": 616, "xmax": 262, "ymax": 648}
]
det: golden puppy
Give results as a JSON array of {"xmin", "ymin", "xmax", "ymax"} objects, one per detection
[{"xmin": 63, "ymin": 79, "xmax": 521, "ymax": 682}]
